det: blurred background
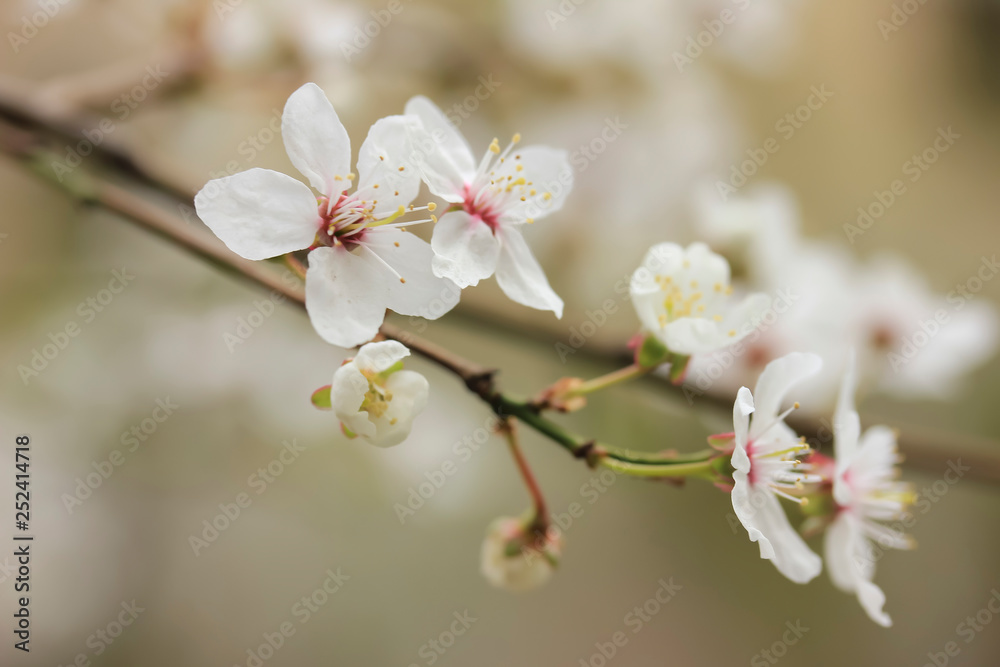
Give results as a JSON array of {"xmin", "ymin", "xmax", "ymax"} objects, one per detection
[{"xmin": 1, "ymin": 0, "xmax": 1000, "ymax": 664}]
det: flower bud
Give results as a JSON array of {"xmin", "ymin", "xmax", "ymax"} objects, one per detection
[{"xmin": 479, "ymin": 516, "xmax": 562, "ymax": 592}]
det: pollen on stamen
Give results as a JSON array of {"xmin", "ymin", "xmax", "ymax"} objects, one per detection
[
  {"xmin": 793, "ymin": 402, "xmax": 800, "ymax": 409},
  {"xmin": 430, "ymin": 214, "xmax": 438, "ymax": 222},
  {"xmin": 399, "ymin": 278, "xmax": 406, "ymax": 284},
  {"xmin": 394, "ymin": 241, "xmax": 400, "ymax": 247},
  {"xmin": 373, "ymin": 184, "xmax": 379, "ymax": 189},
  {"xmin": 427, "ymin": 202, "xmax": 437, "ymax": 211},
  {"xmin": 398, "ymin": 166, "xmax": 405, "ymax": 172},
  {"xmin": 728, "ymin": 330, "xmax": 736, "ymax": 337},
  {"xmin": 713, "ymin": 315, "xmax": 723, "ymax": 322},
  {"xmin": 512, "ymin": 133, "xmax": 521, "ymax": 143},
  {"xmin": 489, "ymin": 138, "xmax": 500, "ymax": 154}
]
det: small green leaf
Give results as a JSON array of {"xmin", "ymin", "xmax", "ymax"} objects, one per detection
[
  {"xmin": 668, "ymin": 354, "xmax": 690, "ymax": 384},
  {"xmin": 311, "ymin": 385, "xmax": 332, "ymax": 410},
  {"xmin": 636, "ymin": 334, "xmax": 670, "ymax": 369}
]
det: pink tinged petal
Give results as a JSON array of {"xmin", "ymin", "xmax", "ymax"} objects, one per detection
[
  {"xmin": 354, "ymin": 115, "xmax": 424, "ymax": 218},
  {"xmin": 354, "ymin": 340, "xmax": 410, "ymax": 374},
  {"xmin": 404, "ymin": 95, "xmax": 475, "ymax": 200},
  {"xmin": 305, "ymin": 246, "xmax": 388, "ymax": 348},
  {"xmin": 430, "ymin": 211, "xmax": 501, "ymax": 288},
  {"xmin": 494, "ymin": 226, "xmax": 564, "ymax": 318},
  {"xmin": 282, "ymin": 82, "xmax": 351, "ymax": 196},
  {"xmin": 750, "ymin": 352, "xmax": 822, "ymax": 437},
  {"xmin": 194, "ymin": 168, "xmax": 318, "ymax": 260},
  {"xmin": 363, "ymin": 228, "xmax": 461, "ymax": 321},
  {"xmin": 733, "ymin": 485, "xmax": 822, "ymax": 584},
  {"xmin": 330, "ymin": 363, "xmax": 376, "ymax": 439},
  {"xmin": 493, "ymin": 146, "xmax": 573, "ymax": 224}
]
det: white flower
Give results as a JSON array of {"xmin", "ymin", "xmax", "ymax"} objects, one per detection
[
  {"xmin": 480, "ymin": 516, "xmax": 561, "ymax": 592},
  {"xmin": 825, "ymin": 350, "xmax": 914, "ymax": 627},
  {"xmin": 730, "ymin": 352, "xmax": 823, "ymax": 584},
  {"xmin": 194, "ymin": 83, "xmax": 456, "ymax": 348},
  {"xmin": 330, "ymin": 341, "xmax": 428, "ymax": 448},
  {"xmin": 403, "ymin": 96, "xmax": 572, "ymax": 317},
  {"xmin": 630, "ymin": 242, "xmax": 771, "ymax": 356}
]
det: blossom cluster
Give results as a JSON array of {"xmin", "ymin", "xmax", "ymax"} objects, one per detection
[{"xmin": 196, "ymin": 83, "xmax": 927, "ymax": 625}]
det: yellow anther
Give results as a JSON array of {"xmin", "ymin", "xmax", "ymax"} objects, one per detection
[
  {"xmin": 427, "ymin": 202, "xmax": 437, "ymax": 211},
  {"xmin": 713, "ymin": 315, "xmax": 722, "ymax": 322},
  {"xmin": 430, "ymin": 214, "xmax": 438, "ymax": 222},
  {"xmin": 793, "ymin": 402, "xmax": 800, "ymax": 409},
  {"xmin": 399, "ymin": 278, "xmax": 406, "ymax": 284},
  {"xmin": 512, "ymin": 133, "xmax": 521, "ymax": 143},
  {"xmin": 526, "ymin": 218, "xmax": 534, "ymax": 224},
  {"xmin": 397, "ymin": 166, "xmax": 405, "ymax": 172},
  {"xmin": 489, "ymin": 138, "xmax": 500, "ymax": 154},
  {"xmin": 728, "ymin": 330, "xmax": 736, "ymax": 337},
  {"xmin": 516, "ymin": 164, "xmax": 524, "ymax": 172},
  {"xmin": 543, "ymin": 192, "xmax": 552, "ymax": 201}
]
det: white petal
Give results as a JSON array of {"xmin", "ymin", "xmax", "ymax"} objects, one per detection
[
  {"xmin": 683, "ymin": 242, "xmax": 731, "ymax": 288},
  {"xmin": 731, "ymin": 479, "xmax": 822, "ymax": 584},
  {"xmin": 354, "ymin": 340, "xmax": 410, "ymax": 374},
  {"xmin": 493, "ymin": 146, "xmax": 574, "ymax": 224},
  {"xmin": 494, "ymin": 226, "xmax": 564, "ymax": 318},
  {"xmin": 833, "ymin": 348, "xmax": 861, "ymax": 466},
  {"xmin": 367, "ymin": 370, "xmax": 429, "ymax": 447},
  {"xmin": 194, "ymin": 169, "xmax": 317, "ymax": 260},
  {"xmin": 362, "ymin": 229, "xmax": 462, "ymax": 321},
  {"xmin": 661, "ymin": 319, "xmax": 729, "ymax": 356},
  {"xmin": 305, "ymin": 246, "xmax": 388, "ymax": 348},
  {"xmin": 750, "ymin": 352, "xmax": 822, "ymax": 436},
  {"xmin": 733, "ymin": 386, "xmax": 755, "ymax": 452},
  {"xmin": 354, "ymin": 115, "xmax": 424, "ymax": 218},
  {"xmin": 825, "ymin": 514, "xmax": 891, "ymax": 627},
  {"xmin": 330, "ymin": 362, "xmax": 375, "ymax": 439},
  {"xmin": 282, "ymin": 83, "xmax": 351, "ymax": 195},
  {"xmin": 430, "ymin": 210, "xmax": 501, "ymax": 288},
  {"xmin": 404, "ymin": 95, "xmax": 475, "ymax": 200}
]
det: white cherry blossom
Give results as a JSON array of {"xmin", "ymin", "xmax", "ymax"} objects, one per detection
[
  {"xmin": 730, "ymin": 352, "xmax": 823, "ymax": 584},
  {"xmin": 329, "ymin": 341, "xmax": 428, "ymax": 448},
  {"xmin": 404, "ymin": 95, "xmax": 571, "ymax": 317},
  {"xmin": 195, "ymin": 83, "xmax": 455, "ymax": 348},
  {"xmin": 630, "ymin": 242, "xmax": 771, "ymax": 356},
  {"xmin": 825, "ymin": 350, "xmax": 914, "ymax": 627}
]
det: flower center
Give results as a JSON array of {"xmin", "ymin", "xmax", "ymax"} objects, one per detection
[
  {"xmin": 312, "ymin": 193, "xmax": 437, "ymax": 250},
  {"xmin": 462, "ymin": 133, "xmax": 552, "ymax": 230},
  {"xmin": 653, "ymin": 271, "xmax": 734, "ymax": 329}
]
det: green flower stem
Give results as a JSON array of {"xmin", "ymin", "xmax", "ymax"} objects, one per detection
[{"xmin": 565, "ymin": 363, "xmax": 652, "ymax": 398}]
